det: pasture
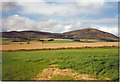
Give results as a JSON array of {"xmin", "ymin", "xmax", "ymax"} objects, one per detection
[{"xmin": 2, "ymin": 47, "xmax": 119, "ymax": 81}]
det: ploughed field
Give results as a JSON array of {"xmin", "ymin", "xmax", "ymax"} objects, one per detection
[
  {"xmin": 2, "ymin": 47, "xmax": 119, "ymax": 80},
  {"xmin": 1, "ymin": 41, "xmax": 118, "ymax": 51}
]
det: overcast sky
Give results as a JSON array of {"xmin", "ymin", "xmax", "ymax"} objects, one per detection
[{"xmin": 1, "ymin": 0, "xmax": 119, "ymax": 36}]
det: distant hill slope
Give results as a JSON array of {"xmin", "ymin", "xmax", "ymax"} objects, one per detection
[
  {"xmin": 1, "ymin": 28, "xmax": 118, "ymax": 41},
  {"xmin": 2, "ymin": 31, "xmax": 65, "ymax": 39},
  {"xmin": 63, "ymin": 28, "xmax": 118, "ymax": 40}
]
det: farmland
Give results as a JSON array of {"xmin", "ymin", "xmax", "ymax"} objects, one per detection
[
  {"xmin": 1, "ymin": 37, "xmax": 119, "ymax": 81},
  {"xmin": 2, "ymin": 47, "xmax": 119, "ymax": 81},
  {"xmin": 1, "ymin": 37, "xmax": 118, "ymax": 51},
  {"xmin": 2, "ymin": 2, "xmax": 119, "ymax": 81},
  {"xmin": 1, "ymin": 40, "xmax": 118, "ymax": 51}
]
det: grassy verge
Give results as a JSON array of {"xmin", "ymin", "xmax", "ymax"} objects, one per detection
[{"xmin": 2, "ymin": 47, "xmax": 119, "ymax": 80}]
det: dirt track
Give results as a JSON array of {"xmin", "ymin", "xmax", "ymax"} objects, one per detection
[{"xmin": 1, "ymin": 41, "xmax": 118, "ymax": 51}]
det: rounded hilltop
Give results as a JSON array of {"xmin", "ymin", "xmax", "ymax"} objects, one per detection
[{"xmin": 63, "ymin": 28, "xmax": 118, "ymax": 41}]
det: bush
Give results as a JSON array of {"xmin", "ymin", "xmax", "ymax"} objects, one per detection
[
  {"xmin": 73, "ymin": 39, "xmax": 80, "ymax": 42},
  {"xmin": 27, "ymin": 42, "xmax": 30, "ymax": 44},
  {"xmin": 100, "ymin": 39, "xmax": 118, "ymax": 42},
  {"xmin": 39, "ymin": 40, "xmax": 45, "ymax": 42},
  {"xmin": 12, "ymin": 39, "xmax": 26, "ymax": 42},
  {"xmin": 12, "ymin": 38, "xmax": 30, "ymax": 42}
]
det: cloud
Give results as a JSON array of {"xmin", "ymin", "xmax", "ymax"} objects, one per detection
[
  {"xmin": 63, "ymin": 25, "xmax": 72, "ymax": 32},
  {"xmin": 76, "ymin": 0, "xmax": 105, "ymax": 8},
  {"xmin": 2, "ymin": 15, "xmax": 36, "ymax": 31},
  {"xmin": 37, "ymin": 18, "xmax": 73, "ymax": 33},
  {"xmin": 0, "ymin": 19, "xmax": 2, "ymax": 32},
  {"xmin": 1, "ymin": 0, "xmax": 118, "ymax": 37},
  {"xmin": 3, "ymin": 14, "xmax": 118, "ymax": 36},
  {"xmin": 1, "ymin": 0, "xmax": 119, "ymax": 2},
  {"xmin": 17, "ymin": 2, "xmax": 77, "ymax": 16},
  {"xmin": 80, "ymin": 18, "xmax": 118, "ymax": 25},
  {"xmin": 90, "ymin": 24, "xmax": 118, "ymax": 36},
  {"xmin": 37, "ymin": 18, "xmax": 58, "ymax": 32},
  {"xmin": 2, "ymin": 15, "xmax": 84, "ymax": 33},
  {"xmin": 1, "ymin": 0, "xmax": 117, "ymax": 16},
  {"xmin": 36, "ymin": 18, "xmax": 88, "ymax": 33},
  {"xmin": 99, "ymin": 26, "xmax": 118, "ymax": 36},
  {"xmin": 1, "ymin": 2, "xmax": 17, "ymax": 12},
  {"xmin": 16, "ymin": 1, "xmax": 109, "ymax": 16}
]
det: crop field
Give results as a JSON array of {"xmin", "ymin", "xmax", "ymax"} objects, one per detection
[
  {"xmin": 2, "ymin": 47, "xmax": 119, "ymax": 81},
  {"xmin": 1, "ymin": 41, "xmax": 118, "ymax": 51}
]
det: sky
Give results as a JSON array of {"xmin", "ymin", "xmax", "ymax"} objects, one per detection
[{"xmin": 1, "ymin": 0, "xmax": 119, "ymax": 36}]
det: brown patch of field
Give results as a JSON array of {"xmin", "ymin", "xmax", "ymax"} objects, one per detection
[
  {"xmin": 51, "ymin": 59, "xmax": 58, "ymax": 62},
  {"xmin": 105, "ymin": 78, "xmax": 111, "ymax": 80},
  {"xmin": 33, "ymin": 68, "xmax": 101, "ymax": 80},
  {"xmin": 1, "ymin": 41, "xmax": 118, "ymax": 51},
  {"xmin": 48, "ymin": 64, "xmax": 58, "ymax": 67}
]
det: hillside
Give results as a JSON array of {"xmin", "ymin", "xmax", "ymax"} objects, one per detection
[
  {"xmin": 2, "ymin": 31, "xmax": 65, "ymax": 39},
  {"xmin": 63, "ymin": 28, "xmax": 118, "ymax": 41},
  {"xmin": 1, "ymin": 28, "xmax": 118, "ymax": 41}
]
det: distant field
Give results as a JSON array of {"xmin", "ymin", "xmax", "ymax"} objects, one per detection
[
  {"xmin": 0, "ymin": 38, "xmax": 15, "ymax": 45},
  {"xmin": 44, "ymin": 40, "xmax": 78, "ymax": 43},
  {"xmin": 2, "ymin": 47, "xmax": 119, "ymax": 80},
  {"xmin": 0, "ymin": 38, "xmax": 118, "ymax": 46},
  {"xmin": 0, "ymin": 42, "xmax": 11, "ymax": 45},
  {"xmin": 0, "ymin": 38, "xmax": 14, "ymax": 41},
  {"xmin": 0, "ymin": 38, "xmax": 77, "ymax": 45}
]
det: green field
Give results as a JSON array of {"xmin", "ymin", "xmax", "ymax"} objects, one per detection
[
  {"xmin": 0, "ymin": 38, "xmax": 14, "ymax": 41},
  {"xmin": 2, "ymin": 47, "xmax": 119, "ymax": 81},
  {"xmin": 43, "ymin": 39, "xmax": 102, "ymax": 43},
  {"xmin": 44, "ymin": 40, "xmax": 78, "ymax": 43},
  {"xmin": 0, "ymin": 42, "xmax": 11, "ymax": 45},
  {"xmin": 0, "ymin": 38, "xmax": 14, "ymax": 45}
]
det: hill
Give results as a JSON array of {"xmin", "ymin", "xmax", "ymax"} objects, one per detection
[
  {"xmin": 1, "ymin": 28, "xmax": 118, "ymax": 42},
  {"xmin": 63, "ymin": 28, "xmax": 118, "ymax": 41},
  {"xmin": 2, "ymin": 31, "xmax": 65, "ymax": 39}
]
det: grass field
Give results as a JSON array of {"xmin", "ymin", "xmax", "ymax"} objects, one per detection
[
  {"xmin": 0, "ymin": 38, "xmax": 13, "ymax": 45},
  {"xmin": 0, "ymin": 42, "xmax": 11, "ymax": 45},
  {"xmin": 2, "ymin": 47, "xmax": 119, "ymax": 81},
  {"xmin": 44, "ymin": 40, "xmax": 78, "ymax": 43},
  {"xmin": 0, "ymin": 38, "xmax": 14, "ymax": 41},
  {"xmin": 43, "ymin": 39, "xmax": 102, "ymax": 43}
]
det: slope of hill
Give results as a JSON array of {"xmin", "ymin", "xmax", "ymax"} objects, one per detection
[
  {"xmin": 2, "ymin": 31, "xmax": 65, "ymax": 39},
  {"xmin": 1, "ymin": 28, "xmax": 118, "ymax": 41},
  {"xmin": 63, "ymin": 28, "xmax": 118, "ymax": 41}
]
